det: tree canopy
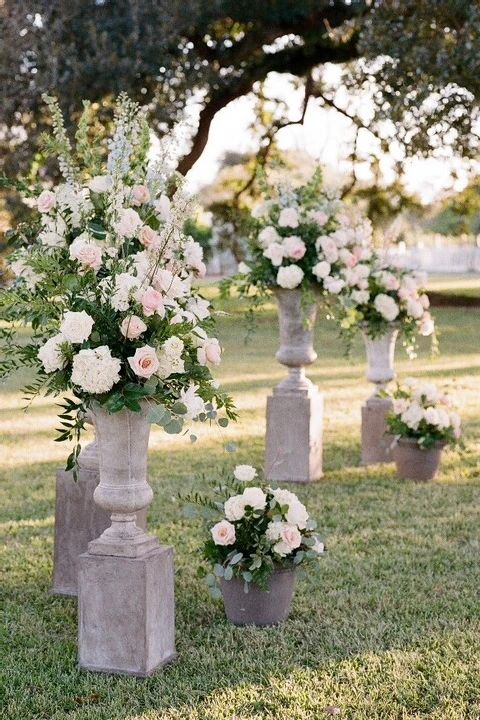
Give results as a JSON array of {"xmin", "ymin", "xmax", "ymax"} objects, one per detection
[{"xmin": 1, "ymin": 0, "xmax": 479, "ymax": 181}]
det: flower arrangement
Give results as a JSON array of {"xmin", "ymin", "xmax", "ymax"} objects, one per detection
[
  {"xmin": 335, "ymin": 252, "xmax": 436, "ymax": 358},
  {"xmin": 184, "ymin": 464, "xmax": 324, "ymax": 594},
  {"xmin": 386, "ymin": 377, "xmax": 461, "ymax": 449},
  {"xmin": 1, "ymin": 94, "xmax": 235, "ymax": 469},
  {"xmin": 220, "ymin": 168, "xmax": 374, "ymax": 310}
]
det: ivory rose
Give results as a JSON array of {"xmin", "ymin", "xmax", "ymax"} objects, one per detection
[
  {"xmin": 60, "ymin": 311, "xmax": 94, "ymax": 344},
  {"xmin": 224, "ymin": 495, "xmax": 246, "ymax": 521},
  {"xmin": 273, "ymin": 525, "xmax": 302, "ymax": 556},
  {"xmin": 179, "ymin": 383, "xmax": 205, "ymax": 420},
  {"xmin": 38, "ymin": 333, "xmax": 67, "ymax": 373},
  {"xmin": 120, "ymin": 315, "xmax": 147, "ymax": 339},
  {"xmin": 69, "ymin": 236, "xmax": 102, "ymax": 270},
  {"xmin": 233, "ymin": 465, "xmax": 257, "ymax": 482},
  {"xmin": 276, "ymin": 264, "xmax": 304, "ymax": 289},
  {"xmin": 127, "ymin": 345, "xmax": 160, "ymax": 378},
  {"xmin": 37, "ymin": 190, "xmax": 56, "ymax": 213},
  {"xmin": 210, "ymin": 520, "xmax": 236, "ymax": 546},
  {"xmin": 242, "ymin": 487, "xmax": 267, "ymax": 512}
]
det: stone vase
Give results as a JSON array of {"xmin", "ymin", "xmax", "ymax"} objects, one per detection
[
  {"xmin": 78, "ymin": 400, "xmax": 176, "ymax": 676},
  {"xmin": 360, "ymin": 325, "xmax": 399, "ymax": 465},
  {"xmin": 220, "ymin": 569, "xmax": 296, "ymax": 626},
  {"xmin": 265, "ymin": 288, "xmax": 323, "ymax": 482},
  {"xmin": 393, "ymin": 437, "xmax": 445, "ymax": 481}
]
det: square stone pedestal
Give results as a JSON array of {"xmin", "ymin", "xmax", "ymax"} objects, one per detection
[
  {"xmin": 265, "ymin": 388, "xmax": 323, "ymax": 482},
  {"xmin": 361, "ymin": 396, "xmax": 393, "ymax": 465},
  {"xmin": 52, "ymin": 467, "xmax": 147, "ymax": 596},
  {"xmin": 78, "ymin": 545, "xmax": 176, "ymax": 676}
]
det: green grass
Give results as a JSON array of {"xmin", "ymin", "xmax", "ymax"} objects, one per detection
[{"xmin": 1, "ymin": 285, "xmax": 480, "ymax": 720}]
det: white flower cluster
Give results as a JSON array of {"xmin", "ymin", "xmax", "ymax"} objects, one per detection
[
  {"xmin": 210, "ymin": 469, "xmax": 324, "ymax": 559},
  {"xmin": 389, "ymin": 377, "xmax": 461, "ymax": 440}
]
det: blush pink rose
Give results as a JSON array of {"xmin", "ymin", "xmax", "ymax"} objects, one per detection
[
  {"xmin": 139, "ymin": 286, "xmax": 165, "ymax": 317},
  {"xmin": 197, "ymin": 338, "xmax": 222, "ymax": 366},
  {"xmin": 280, "ymin": 525, "xmax": 302, "ymax": 550},
  {"xmin": 210, "ymin": 520, "xmax": 236, "ymax": 546},
  {"xmin": 70, "ymin": 240, "xmax": 102, "ymax": 270},
  {"xmin": 282, "ymin": 236, "xmax": 306, "ymax": 260},
  {"xmin": 138, "ymin": 225, "xmax": 159, "ymax": 249},
  {"xmin": 127, "ymin": 345, "xmax": 159, "ymax": 378},
  {"xmin": 37, "ymin": 190, "xmax": 56, "ymax": 213},
  {"xmin": 312, "ymin": 211, "xmax": 328, "ymax": 226},
  {"xmin": 120, "ymin": 315, "xmax": 148, "ymax": 339},
  {"xmin": 131, "ymin": 184, "xmax": 151, "ymax": 206}
]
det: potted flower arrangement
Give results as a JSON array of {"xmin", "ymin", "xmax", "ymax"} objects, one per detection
[
  {"xmin": 386, "ymin": 377, "xmax": 462, "ymax": 480},
  {"xmin": 184, "ymin": 464, "xmax": 325, "ymax": 626},
  {"xmin": 1, "ymin": 94, "xmax": 236, "ymax": 554}
]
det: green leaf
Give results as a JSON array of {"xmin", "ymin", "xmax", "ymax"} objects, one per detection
[
  {"xmin": 209, "ymin": 586, "xmax": 222, "ymax": 599},
  {"xmin": 189, "ymin": 434, "xmax": 198, "ymax": 443},
  {"xmin": 225, "ymin": 442, "xmax": 237, "ymax": 453},
  {"xmin": 218, "ymin": 417, "xmax": 229, "ymax": 428},
  {"xmin": 124, "ymin": 398, "xmax": 142, "ymax": 412},
  {"xmin": 224, "ymin": 565, "xmax": 233, "ymax": 581},
  {"xmin": 230, "ymin": 553, "xmax": 243, "ymax": 565},
  {"xmin": 303, "ymin": 536, "xmax": 316, "ymax": 547},
  {"xmin": 147, "ymin": 405, "xmax": 168, "ymax": 425},
  {"xmin": 205, "ymin": 573, "xmax": 216, "ymax": 586},
  {"xmin": 171, "ymin": 401, "xmax": 188, "ymax": 415},
  {"xmin": 242, "ymin": 571, "xmax": 253, "ymax": 582},
  {"xmin": 143, "ymin": 377, "xmax": 158, "ymax": 394},
  {"xmin": 213, "ymin": 564, "xmax": 225, "ymax": 577},
  {"xmin": 164, "ymin": 419, "xmax": 183, "ymax": 434}
]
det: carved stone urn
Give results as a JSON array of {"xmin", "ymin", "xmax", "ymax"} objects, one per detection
[
  {"xmin": 265, "ymin": 288, "xmax": 323, "ymax": 482},
  {"xmin": 360, "ymin": 325, "xmax": 399, "ymax": 465}
]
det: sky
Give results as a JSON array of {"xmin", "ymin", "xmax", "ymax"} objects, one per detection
[{"xmin": 184, "ymin": 72, "xmax": 477, "ymax": 205}]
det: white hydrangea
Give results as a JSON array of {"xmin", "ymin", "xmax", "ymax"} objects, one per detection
[
  {"xmin": 156, "ymin": 336, "xmax": 185, "ymax": 379},
  {"xmin": 37, "ymin": 333, "xmax": 67, "ymax": 373},
  {"xmin": 224, "ymin": 494, "xmax": 245, "ymax": 521},
  {"xmin": 374, "ymin": 293, "xmax": 400, "ymax": 322},
  {"xmin": 110, "ymin": 273, "xmax": 139, "ymax": 311},
  {"xmin": 277, "ymin": 264, "xmax": 304, "ymax": 289},
  {"xmin": 179, "ymin": 383, "xmax": 205, "ymax": 420},
  {"xmin": 265, "ymin": 521, "xmax": 285, "ymax": 541},
  {"xmin": 278, "ymin": 207, "xmax": 299, "ymax": 228},
  {"xmin": 258, "ymin": 226, "xmax": 281, "ymax": 248},
  {"xmin": 71, "ymin": 346, "xmax": 121, "ymax": 394},
  {"xmin": 263, "ymin": 242, "xmax": 285, "ymax": 266},
  {"xmin": 312, "ymin": 260, "xmax": 331, "ymax": 280},
  {"xmin": 400, "ymin": 402, "xmax": 424, "ymax": 430}
]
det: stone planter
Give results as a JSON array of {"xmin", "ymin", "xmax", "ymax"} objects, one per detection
[
  {"xmin": 265, "ymin": 288, "xmax": 323, "ymax": 482},
  {"xmin": 393, "ymin": 437, "xmax": 445, "ymax": 481},
  {"xmin": 78, "ymin": 400, "xmax": 176, "ymax": 676},
  {"xmin": 220, "ymin": 569, "xmax": 296, "ymax": 626},
  {"xmin": 360, "ymin": 325, "xmax": 399, "ymax": 465}
]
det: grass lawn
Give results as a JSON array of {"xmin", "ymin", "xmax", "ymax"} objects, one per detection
[{"xmin": 1, "ymin": 283, "xmax": 479, "ymax": 720}]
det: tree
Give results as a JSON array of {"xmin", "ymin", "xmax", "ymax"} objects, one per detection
[{"xmin": 1, "ymin": 0, "xmax": 479, "ymax": 181}]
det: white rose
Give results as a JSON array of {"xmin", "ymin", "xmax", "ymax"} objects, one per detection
[
  {"xmin": 210, "ymin": 520, "xmax": 236, "ymax": 546},
  {"xmin": 37, "ymin": 190, "xmax": 56, "ymax": 213},
  {"xmin": 436, "ymin": 408, "xmax": 451, "ymax": 430},
  {"xmin": 224, "ymin": 495, "xmax": 246, "ymax": 521},
  {"xmin": 278, "ymin": 207, "xmax": 299, "ymax": 228},
  {"xmin": 277, "ymin": 265, "xmax": 304, "ymax": 289},
  {"xmin": 114, "ymin": 208, "xmax": 143, "ymax": 237},
  {"xmin": 311, "ymin": 536, "xmax": 324, "ymax": 554},
  {"xmin": 60, "ymin": 311, "xmax": 94, "ymax": 344},
  {"xmin": 312, "ymin": 261, "xmax": 331, "ymax": 280},
  {"xmin": 179, "ymin": 383, "xmax": 205, "ymax": 420},
  {"xmin": 233, "ymin": 465, "xmax": 257, "ymax": 482},
  {"xmin": 449, "ymin": 411, "xmax": 461, "ymax": 430},
  {"xmin": 89, "ymin": 175, "xmax": 113, "ymax": 193},
  {"xmin": 258, "ymin": 226, "xmax": 281, "ymax": 248},
  {"xmin": 351, "ymin": 290, "xmax": 370, "ymax": 304},
  {"xmin": 374, "ymin": 294, "xmax": 400, "ymax": 322},
  {"xmin": 130, "ymin": 184, "xmax": 151, "ymax": 206},
  {"xmin": 424, "ymin": 407, "xmax": 440, "ymax": 426},
  {"xmin": 318, "ymin": 237, "xmax": 339, "ymax": 263},
  {"xmin": 263, "ymin": 242, "xmax": 285, "ymax": 266},
  {"xmin": 71, "ymin": 346, "xmax": 121, "ymax": 394},
  {"xmin": 242, "ymin": 487, "xmax": 267, "ymax": 511},
  {"xmin": 419, "ymin": 314, "xmax": 435, "ymax": 336},
  {"xmin": 237, "ymin": 262, "xmax": 251, "ymax": 275},
  {"xmin": 272, "ymin": 488, "xmax": 299, "ymax": 507},
  {"xmin": 285, "ymin": 500, "xmax": 309, "ymax": 530},
  {"xmin": 187, "ymin": 297, "xmax": 211, "ymax": 321},
  {"xmin": 69, "ymin": 236, "xmax": 102, "ymax": 270},
  {"xmin": 37, "ymin": 333, "xmax": 67, "ymax": 373},
  {"xmin": 413, "ymin": 382, "xmax": 438, "ymax": 404},
  {"xmin": 406, "ymin": 297, "xmax": 424, "ymax": 319}
]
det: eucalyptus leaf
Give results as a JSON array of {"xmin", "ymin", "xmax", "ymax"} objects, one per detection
[
  {"xmin": 205, "ymin": 573, "xmax": 216, "ymax": 586},
  {"xmin": 223, "ymin": 565, "xmax": 233, "ymax": 581},
  {"xmin": 209, "ymin": 586, "xmax": 222, "ymax": 599},
  {"xmin": 163, "ymin": 419, "xmax": 183, "ymax": 434},
  {"xmin": 225, "ymin": 442, "xmax": 237, "ymax": 453},
  {"xmin": 213, "ymin": 564, "xmax": 225, "ymax": 577},
  {"xmin": 218, "ymin": 417, "xmax": 229, "ymax": 428}
]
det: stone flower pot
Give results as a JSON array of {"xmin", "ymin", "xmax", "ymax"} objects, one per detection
[
  {"xmin": 220, "ymin": 569, "xmax": 296, "ymax": 626},
  {"xmin": 393, "ymin": 437, "xmax": 445, "ymax": 481}
]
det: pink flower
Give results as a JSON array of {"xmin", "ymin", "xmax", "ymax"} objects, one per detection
[
  {"xmin": 69, "ymin": 238, "xmax": 102, "ymax": 270},
  {"xmin": 37, "ymin": 190, "xmax": 56, "ymax": 213},
  {"xmin": 139, "ymin": 286, "xmax": 165, "ymax": 317},
  {"xmin": 197, "ymin": 337, "xmax": 222, "ymax": 365},
  {"xmin": 280, "ymin": 525, "xmax": 302, "ymax": 550},
  {"xmin": 120, "ymin": 315, "xmax": 148, "ymax": 340},
  {"xmin": 282, "ymin": 236, "xmax": 306, "ymax": 260},
  {"xmin": 138, "ymin": 225, "xmax": 159, "ymax": 249},
  {"xmin": 311, "ymin": 211, "xmax": 328, "ymax": 226},
  {"xmin": 127, "ymin": 345, "xmax": 159, "ymax": 378},
  {"xmin": 131, "ymin": 185, "xmax": 151, "ymax": 206},
  {"xmin": 210, "ymin": 520, "xmax": 236, "ymax": 546}
]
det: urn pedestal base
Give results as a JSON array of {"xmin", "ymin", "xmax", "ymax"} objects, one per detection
[
  {"xmin": 52, "ymin": 467, "xmax": 146, "ymax": 596},
  {"xmin": 78, "ymin": 545, "xmax": 176, "ymax": 676},
  {"xmin": 360, "ymin": 397, "xmax": 393, "ymax": 465},
  {"xmin": 265, "ymin": 386, "xmax": 323, "ymax": 483}
]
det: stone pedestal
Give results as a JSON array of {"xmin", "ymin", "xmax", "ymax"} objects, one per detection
[
  {"xmin": 52, "ymin": 442, "xmax": 146, "ymax": 596},
  {"xmin": 265, "ymin": 386, "xmax": 323, "ymax": 482},
  {"xmin": 78, "ymin": 545, "xmax": 176, "ymax": 676},
  {"xmin": 360, "ymin": 396, "xmax": 393, "ymax": 465},
  {"xmin": 265, "ymin": 288, "xmax": 323, "ymax": 483}
]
